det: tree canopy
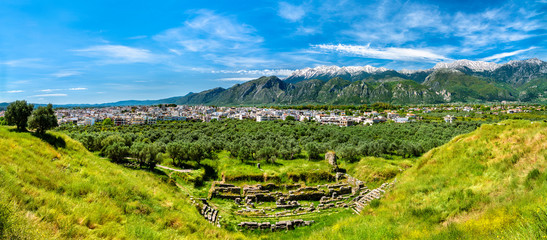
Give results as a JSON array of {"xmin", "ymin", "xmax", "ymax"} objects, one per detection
[
  {"xmin": 27, "ymin": 104, "xmax": 58, "ymax": 134},
  {"xmin": 5, "ymin": 100, "xmax": 34, "ymax": 131}
]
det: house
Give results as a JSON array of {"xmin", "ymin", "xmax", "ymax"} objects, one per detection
[
  {"xmin": 444, "ymin": 115, "xmax": 456, "ymax": 123},
  {"xmin": 394, "ymin": 117, "xmax": 409, "ymax": 123}
]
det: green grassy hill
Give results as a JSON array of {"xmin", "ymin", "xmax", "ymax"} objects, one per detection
[
  {"xmin": 309, "ymin": 120, "xmax": 547, "ymax": 239},
  {"xmin": 0, "ymin": 127, "xmax": 242, "ymax": 239},
  {"xmin": 1, "ymin": 120, "xmax": 546, "ymax": 239}
]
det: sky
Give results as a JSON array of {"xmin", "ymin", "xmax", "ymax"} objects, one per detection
[{"xmin": 0, "ymin": 0, "xmax": 545, "ymax": 104}]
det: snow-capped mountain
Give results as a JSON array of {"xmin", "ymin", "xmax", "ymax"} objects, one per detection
[
  {"xmin": 433, "ymin": 60, "xmax": 501, "ymax": 72},
  {"xmin": 284, "ymin": 59, "xmax": 546, "ymax": 84},
  {"xmin": 290, "ymin": 65, "xmax": 388, "ymax": 78},
  {"xmin": 285, "ymin": 65, "xmax": 389, "ymax": 83}
]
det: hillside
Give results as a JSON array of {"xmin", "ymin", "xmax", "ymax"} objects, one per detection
[
  {"xmin": 1, "ymin": 121, "xmax": 546, "ymax": 239},
  {"xmin": 309, "ymin": 120, "xmax": 547, "ymax": 239},
  {"xmin": 0, "ymin": 127, "xmax": 241, "ymax": 239}
]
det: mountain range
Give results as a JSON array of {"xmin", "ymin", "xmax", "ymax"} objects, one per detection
[
  {"xmin": 1, "ymin": 58, "xmax": 545, "ymax": 108},
  {"xmin": 172, "ymin": 58, "xmax": 546, "ymax": 105}
]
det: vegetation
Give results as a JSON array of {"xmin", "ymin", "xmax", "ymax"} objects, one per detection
[
  {"xmin": 60, "ymin": 120, "xmax": 480, "ymax": 168},
  {"xmin": 2, "ymin": 111, "xmax": 546, "ymax": 239},
  {"xmin": 28, "ymin": 103, "xmax": 58, "ymax": 135},
  {"xmin": 4, "ymin": 100, "xmax": 34, "ymax": 131},
  {"xmin": 308, "ymin": 120, "xmax": 547, "ymax": 239},
  {"xmin": 0, "ymin": 126, "xmax": 239, "ymax": 239}
]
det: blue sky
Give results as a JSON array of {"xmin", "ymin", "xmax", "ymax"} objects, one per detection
[{"xmin": 0, "ymin": 0, "xmax": 545, "ymax": 104}]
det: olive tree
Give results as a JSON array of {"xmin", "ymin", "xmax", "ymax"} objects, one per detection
[
  {"xmin": 5, "ymin": 100, "xmax": 34, "ymax": 131},
  {"xmin": 27, "ymin": 104, "xmax": 58, "ymax": 134}
]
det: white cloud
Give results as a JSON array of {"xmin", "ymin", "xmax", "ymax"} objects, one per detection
[
  {"xmin": 155, "ymin": 10, "xmax": 262, "ymax": 52},
  {"xmin": 69, "ymin": 87, "xmax": 87, "ymax": 91},
  {"xmin": 52, "ymin": 70, "xmax": 81, "ymax": 78},
  {"xmin": 208, "ymin": 55, "xmax": 274, "ymax": 68},
  {"xmin": 0, "ymin": 58, "xmax": 45, "ymax": 68},
  {"xmin": 480, "ymin": 47, "xmax": 538, "ymax": 61},
  {"xmin": 169, "ymin": 49, "xmax": 182, "ymax": 55},
  {"xmin": 39, "ymin": 89, "xmax": 62, "ymax": 92},
  {"xmin": 216, "ymin": 77, "xmax": 257, "ymax": 81},
  {"xmin": 212, "ymin": 69, "xmax": 294, "ymax": 77},
  {"xmin": 313, "ymin": 44, "xmax": 450, "ymax": 62},
  {"xmin": 154, "ymin": 10, "xmax": 267, "ymax": 68},
  {"xmin": 278, "ymin": 2, "xmax": 306, "ymax": 22},
  {"xmin": 5, "ymin": 90, "xmax": 24, "ymax": 93},
  {"xmin": 73, "ymin": 45, "xmax": 163, "ymax": 64},
  {"xmin": 32, "ymin": 93, "xmax": 67, "ymax": 97}
]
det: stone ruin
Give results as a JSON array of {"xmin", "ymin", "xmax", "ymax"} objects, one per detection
[
  {"xmin": 190, "ymin": 198, "xmax": 222, "ymax": 227},
  {"xmin": 351, "ymin": 180, "xmax": 395, "ymax": 214},
  {"xmin": 209, "ymin": 183, "xmax": 241, "ymax": 199},
  {"xmin": 325, "ymin": 151, "xmax": 337, "ymax": 169},
  {"xmin": 205, "ymin": 172, "xmax": 395, "ymax": 230},
  {"xmin": 238, "ymin": 219, "xmax": 315, "ymax": 231}
]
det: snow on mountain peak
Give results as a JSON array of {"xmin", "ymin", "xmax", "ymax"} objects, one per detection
[
  {"xmin": 433, "ymin": 60, "xmax": 501, "ymax": 72},
  {"xmin": 289, "ymin": 65, "xmax": 388, "ymax": 78}
]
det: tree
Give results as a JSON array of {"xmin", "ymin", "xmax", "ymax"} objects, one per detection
[
  {"xmin": 5, "ymin": 100, "xmax": 34, "ymax": 131},
  {"xmin": 0, "ymin": 117, "xmax": 7, "ymax": 126},
  {"xmin": 337, "ymin": 145, "xmax": 360, "ymax": 162},
  {"xmin": 104, "ymin": 142, "xmax": 129, "ymax": 163},
  {"xmin": 130, "ymin": 142, "xmax": 161, "ymax": 170},
  {"xmin": 102, "ymin": 118, "xmax": 113, "ymax": 126},
  {"xmin": 100, "ymin": 134, "xmax": 126, "ymax": 156},
  {"xmin": 27, "ymin": 104, "xmax": 58, "ymax": 134},
  {"xmin": 305, "ymin": 142, "xmax": 321, "ymax": 160},
  {"xmin": 167, "ymin": 141, "xmax": 190, "ymax": 166}
]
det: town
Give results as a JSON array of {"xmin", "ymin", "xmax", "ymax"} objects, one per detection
[{"xmin": 1, "ymin": 104, "xmax": 540, "ymax": 128}]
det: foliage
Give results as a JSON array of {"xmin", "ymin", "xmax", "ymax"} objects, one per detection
[
  {"xmin": 102, "ymin": 118, "xmax": 113, "ymax": 126},
  {"xmin": 0, "ymin": 126, "xmax": 241, "ymax": 239},
  {"xmin": 103, "ymin": 142, "xmax": 129, "ymax": 163},
  {"xmin": 4, "ymin": 100, "xmax": 34, "ymax": 131},
  {"xmin": 130, "ymin": 142, "xmax": 162, "ymax": 169},
  {"xmin": 60, "ymin": 120, "xmax": 481, "ymax": 166},
  {"xmin": 28, "ymin": 104, "xmax": 58, "ymax": 135}
]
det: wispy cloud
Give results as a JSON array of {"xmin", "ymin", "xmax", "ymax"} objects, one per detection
[
  {"xmin": 73, "ymin": 45, "xmax": 163, "ymax": 64},
  {"xmin": 0, "ymin": 58, "xmax": 45, "ymax": 68},
  {"xmin": 216, "ymin": 77, "xmax": 257, "ymax": 81},
  {"xmin": 153, "ymin": 10, "xmax": 268, "ymax": 68},
  {"xmin": 278, "ymin": 2, "xmax": 306, "ymax": 22},
  {"xmin": 39, "ymin": 89, "xmax": 62, "ymax": 92},
  {"xmin": 32, "ymin": 93, "xmax": 68, "ymax": 97},
  {"xmin": 5, "ymin": 90, "xmax": 24, "ymax": 93},
  {"xmin": 313, "ymin": 44, "xmax": 450, "ymax": 62},
  {"xmin": 212, "ymin": 69, "xmax": 294, "ymax": 77},
  {"xmin": 155, "ymin": 10, "xmax": 262, "ymax": 53},
  {"xmin": 480, "ymin": 47, "xmax": 538, "ymax": 61},
  {"xmin": 52, "ymin": 70, "xmax": 82, "ymax": 78},
  {"xmin": 69, "ymin": 87, "xmax": 87, "ymax": 91}
]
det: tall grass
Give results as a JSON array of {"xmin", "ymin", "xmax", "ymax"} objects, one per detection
[{"xmin": 0, "ymin": 127, "xmax": 243, "ymax": 239}]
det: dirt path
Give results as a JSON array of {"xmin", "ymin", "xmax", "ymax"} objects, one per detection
[{"xmin": 156, "ymin": 164, "xmax": 192, "ymax": 173}]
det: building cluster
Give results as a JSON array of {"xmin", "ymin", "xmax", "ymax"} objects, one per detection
[
  {"xmin": 53, "ymin": 105, "xmax": 416, "ymax": 127},
  {"xmin": 0, "ymin": 104, "xmax": 540, "ymax": 127}
]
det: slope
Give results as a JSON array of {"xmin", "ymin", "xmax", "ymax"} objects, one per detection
[
  {"xmin": 0, "ymin": 127, "xmax": 243, "ymax": 239},
  {"xmin": 308, "ymin": 120, "xmax": 547, "ymax": 240}
]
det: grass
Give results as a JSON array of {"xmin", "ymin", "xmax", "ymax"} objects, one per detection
[
  {"xmin": 2, "ymin": 119, "xmax": 546, "ymax": 239},
  {"xmin": 305, "ymin": 120, "xmax": 547, "ymax": 239},
  {"xmin": 0, "ymin": 127, "xmax": 243, "ymax": 239}
]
